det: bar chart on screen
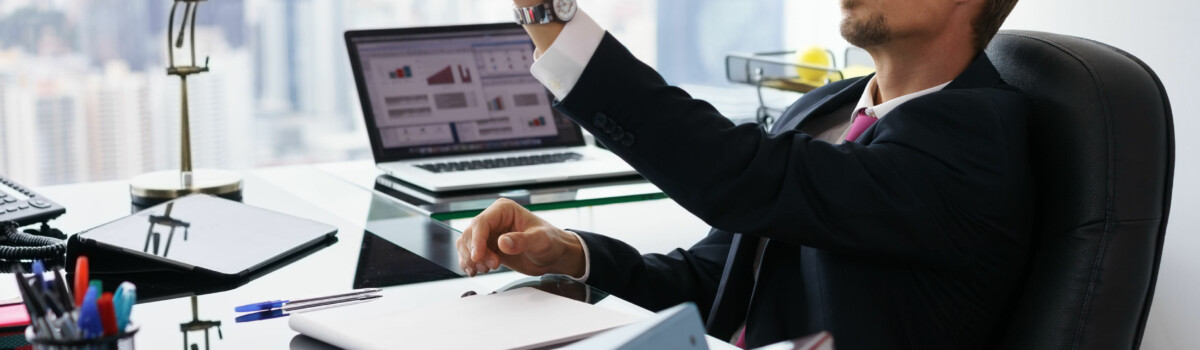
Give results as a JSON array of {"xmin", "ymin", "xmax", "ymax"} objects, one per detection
[
  {"xmin": 369, "ymin": 53, "xmax": 489, "ymax": 127},
  {"xmin": 487, "ymin": 95, "xmax": 505, "ymax": 111},
  {"xmin": 426, "ymin": 66, "xmax": 455, "ymax": 85}
]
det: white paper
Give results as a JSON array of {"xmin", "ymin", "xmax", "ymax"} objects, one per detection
[{"xmin": 290, "ymin": 287, "xmax": 640, "ymax": 350}]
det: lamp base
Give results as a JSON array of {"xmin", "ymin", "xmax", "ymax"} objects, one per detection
[{"xmin": 129, "ymin": 169, "xmax": 243, "ymax": 207}]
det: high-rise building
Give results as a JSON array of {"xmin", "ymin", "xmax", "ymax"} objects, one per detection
[
  {"xmin": 0, "ymin": 74, "xmax": 12, "ymax": 176},
  {"xmin": 79, "ymin": 0, "xmax": 156, "ymax": 71},
  {"xmin": 34, "ymin": 93, "xmax": 87, "ymax": 186},
  {"xmin": 250, "ymin": 0, "xmax": 351, "ymax": 122},
  {"xmin": 82, "ymin": 62, "xmax": 152, "ymax": 182},
  {"xmin": 0, "ymin": 51, "xmax": 90, "ymax": 186}
]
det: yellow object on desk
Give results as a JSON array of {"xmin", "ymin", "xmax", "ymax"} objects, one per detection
[{"xmin": 795, "ymin": 46, "xmax": 834, "ymax": 85}]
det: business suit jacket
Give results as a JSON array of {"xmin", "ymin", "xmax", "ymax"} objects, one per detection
[{"xmin": 557, "ymin": 33, "xmax": 1034, "ymax": 349}]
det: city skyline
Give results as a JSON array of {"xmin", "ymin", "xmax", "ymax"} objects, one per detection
[
  {"xmin": 0, "ymin": 0, "xmax": 760, "ymax": 187},
  {"xmin": 0, "ymin": 0, "xmax": 364, "ymax": 186}
]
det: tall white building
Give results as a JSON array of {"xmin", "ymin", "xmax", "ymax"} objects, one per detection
[
  {"xmin": 82, "ymin": 62, "xmax": 153, "ymax": 182},
  {"xmin": 0, "ymin": 52, "xmax": 90, "ymax": 186}
]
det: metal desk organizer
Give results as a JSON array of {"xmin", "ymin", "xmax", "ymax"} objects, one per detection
[{"xmin": 725, "ymin": 47, "xmax": 875, "ymax": 126}]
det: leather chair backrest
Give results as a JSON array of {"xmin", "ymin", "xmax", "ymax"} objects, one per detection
[{"xmin": 985, "ymin": 30, "xmax": 1175, "ymax": 349}]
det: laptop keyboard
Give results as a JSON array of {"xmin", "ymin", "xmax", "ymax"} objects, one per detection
[{"xmin": 415, "ymin": 152, "xmax": 584, "ymax": 173}]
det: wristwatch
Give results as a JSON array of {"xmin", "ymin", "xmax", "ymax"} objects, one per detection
[{"xmin": 513, "ymin": 0, "xmax": 577, "ymax": 25}]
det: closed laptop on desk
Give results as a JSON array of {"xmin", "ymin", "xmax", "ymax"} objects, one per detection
[
  {"xmin": 345, "ymin": 23, "xmax": 636, "ymax": 192},
  {"xmin": 290, "ymin": 287, "xmax": 638, "ymax": 350}
]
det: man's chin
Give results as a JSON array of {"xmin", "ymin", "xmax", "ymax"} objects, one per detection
[{"xmin": 840, "ymin": 15, "xmax": 890, "ymax": 48}]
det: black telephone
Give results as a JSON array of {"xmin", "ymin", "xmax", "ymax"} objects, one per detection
[
  {"xmin": 0, "ymin": 175, "xmax": 68, "ymax": 266},
  {"xmin": 0, "ymin": 175, "xmax": 66, "ymax": 227}
]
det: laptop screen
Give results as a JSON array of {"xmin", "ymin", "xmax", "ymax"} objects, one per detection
[{"xmin": 347, "ymin": 24, "xmax": 584, "ymax": 162}]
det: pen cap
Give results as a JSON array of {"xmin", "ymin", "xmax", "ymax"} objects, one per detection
[
  {"xmin": 98, "ymin": 293, "xmax": 117, "ymax": 336},
  {"xmin": 79, "ymin": 285, "xmax": 103, "ymax": 339},
  {"xmin": 73, "ymin": 256, "xmax": 89, "ymax": 307},
  {"xmin": 113, "ymin": 282, "xmax": 137, "ymax": 331}
]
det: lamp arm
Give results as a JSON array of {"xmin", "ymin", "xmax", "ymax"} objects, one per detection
[
  {"xmin": 167, "ymin": 1, "xmax": 178, "ymax": 67},
  {"xmin": 189, "ymin": 1, "xmax": 199, "ymax": 67}
]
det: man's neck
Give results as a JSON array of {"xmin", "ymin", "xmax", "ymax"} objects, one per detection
[{"xmin": 865, "ymin": 35, "xmax": 976, "ymax": 104}]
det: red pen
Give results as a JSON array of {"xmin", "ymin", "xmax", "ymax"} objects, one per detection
[
  {"xmin": 74, "ymin": 256, "xmax": 89, "ymax": 307},
  {"xmin": 98, "ymin": 293, "xmax": 118, "ymax": 336}
]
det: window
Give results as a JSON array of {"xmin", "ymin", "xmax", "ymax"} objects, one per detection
[{"xmin": 0, "ymin": 0, "xmax": 782, "ymax": 186}]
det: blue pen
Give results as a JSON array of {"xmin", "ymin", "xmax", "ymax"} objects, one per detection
[
  {"xmin": 234, "ymin": 288, "xmax": 381, "ymax": 312},
  {"xmin": 235, "ymin": 309, "xmax": 287, "ymax": 323},
  {"xmin": 113, "ymin": 282, "xmax": 137, "ymax": 332},
  {"xmin": 31, "ymin": 260, "xmax": 48, "ymax": 292},
  {"xmin": 78, "ymin": 286, "xmax": 103, "ymax": 339},
  {"xmin": 234, "ymin": 295, "xmax": 382, "ymax": 323}
]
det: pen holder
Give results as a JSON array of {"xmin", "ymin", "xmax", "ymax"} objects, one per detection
[{"xmin": 24, "ymin": 323, "xmax": 139, "ymax": 350}]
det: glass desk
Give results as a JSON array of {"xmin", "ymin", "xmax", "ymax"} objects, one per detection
[
  {"xmin": 2, "ymin": 164, "xmax": 725, "ymax": 349},
  {"xmin": 316, "ymin": 161, "xmax": 669, "ymax": 221},
  {"xmin": 373, "ymin": 174, "xmax": 666, "ymax": 221}
]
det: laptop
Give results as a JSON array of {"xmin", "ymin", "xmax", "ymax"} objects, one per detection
[{"xmin": 345, "ymin": 23, "xmax": 637, "ymax": 192}]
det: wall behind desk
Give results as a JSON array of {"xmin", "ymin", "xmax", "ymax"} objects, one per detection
[{"xmin": 783, "ymin": 1, "xmax": 1200, "ymax": 349}]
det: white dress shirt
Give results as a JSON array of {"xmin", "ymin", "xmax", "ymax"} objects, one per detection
[
  {"xmin": 841, "ymin": 78, "xmax": 951, "ymax": 142},
  {"xmin": 529, "ymin": 10, "xmax": 606, "ymax": 101}
]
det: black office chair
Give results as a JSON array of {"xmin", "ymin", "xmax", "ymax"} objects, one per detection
[{"xmin": 985, "ymin": 31, "xmax": 1175, "ymax": 349}]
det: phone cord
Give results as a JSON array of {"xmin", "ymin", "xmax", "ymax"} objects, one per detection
[{"xmin": 0, "ymin": 221, "xmax": 68, "ymax": 262}]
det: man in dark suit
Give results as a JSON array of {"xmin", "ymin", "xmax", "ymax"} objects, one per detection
[{"xmin": 457, "ymin": 0, "xmax": 1028, "ymax": 348}]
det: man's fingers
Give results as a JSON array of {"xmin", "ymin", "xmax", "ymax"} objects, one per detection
[
  {"xmin": 461, "ymin": 198, "xmax": 552, "ymax": 275},
  {"xmin": 487, "ymin": 252, "xmax": 500, "ymax": 270},
  {"xmin": 471, "ymin": 198, "xmax": 523, "ymax": 261},
  {"xmin": 455, "ymin": 235, "xmax": 475, "ymax": 276},
  {"xmin": 498, "ymin": 233, "xmax": 520, "ymax": 255},
  {"xmin": 468, "ymin": 218, "xmax": 489, "ymax": 261},
  {"xmin": 475, "ymin": 249, "xmax": 496, "ymax": 274},
  {"xmin": 499, "ymin": 229, "xmax": 554, "ymax": 260}
]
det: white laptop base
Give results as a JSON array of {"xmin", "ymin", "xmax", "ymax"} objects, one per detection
[{"xmin": 379, "ymin": 145, "xmax": 635, "ymax": 192}]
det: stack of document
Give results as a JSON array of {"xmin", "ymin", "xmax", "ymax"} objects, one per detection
[{"xmin": 290, "ymin": 287, "xmax": 639, "ymax": 349}]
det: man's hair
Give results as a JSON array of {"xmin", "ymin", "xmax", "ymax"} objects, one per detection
[{"xmin": 972, "ymin": 0, "xmax": 1019, "ymax": 52}]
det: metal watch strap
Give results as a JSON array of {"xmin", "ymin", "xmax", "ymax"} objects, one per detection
[{"xmin": 513, "ymin": 2, "xmax": 555, "ymax": 25}]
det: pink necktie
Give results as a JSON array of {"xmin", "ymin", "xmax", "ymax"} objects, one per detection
[{"xmin": 845, "ymin": 109, "xmax": 879, "ymax": 142}]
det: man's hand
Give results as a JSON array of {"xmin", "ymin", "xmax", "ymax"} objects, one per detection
[{"xmin": 456, "ymin": 198, "xmax": 585, "ymax": 278}]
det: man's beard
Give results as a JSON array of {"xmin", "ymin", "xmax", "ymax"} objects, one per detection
[{"xmin": 840, "ymin": 12, "xmax": 890, "ymax": 48}]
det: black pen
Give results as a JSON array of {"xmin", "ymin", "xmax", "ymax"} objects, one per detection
[
  {"xmin": 51, "ymin": 269, "xmax": 75, "ymax": 312},
  {"xmin": 14, "ymin": 268, "xmax": 54, "ymax": 340}
]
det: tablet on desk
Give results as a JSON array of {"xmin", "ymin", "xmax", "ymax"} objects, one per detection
[{"xmin": 68, "ymin": 194, "xmax": 338, "ymax": 280}]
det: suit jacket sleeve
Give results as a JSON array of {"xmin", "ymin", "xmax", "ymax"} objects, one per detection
[
  {"xmin": 569, "ymin": 228, "xmax": 732, "ymax": 317},
  {"xmin": 556, "ymin": 33, "xmax": 1030, "ymax": 268}
]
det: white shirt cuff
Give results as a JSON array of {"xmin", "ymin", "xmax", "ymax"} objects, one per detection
[
  {"xmin": 529, "ymin": 9, "xmax": 605, "ymax": 101},
  {"xmin": 567, "ymin": 230, "xmax": 591, "ymax": 282}
]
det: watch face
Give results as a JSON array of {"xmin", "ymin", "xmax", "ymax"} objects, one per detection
[{"xmin": 553, "ymin": 0, "xmax": 577, "ymax": 22}]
